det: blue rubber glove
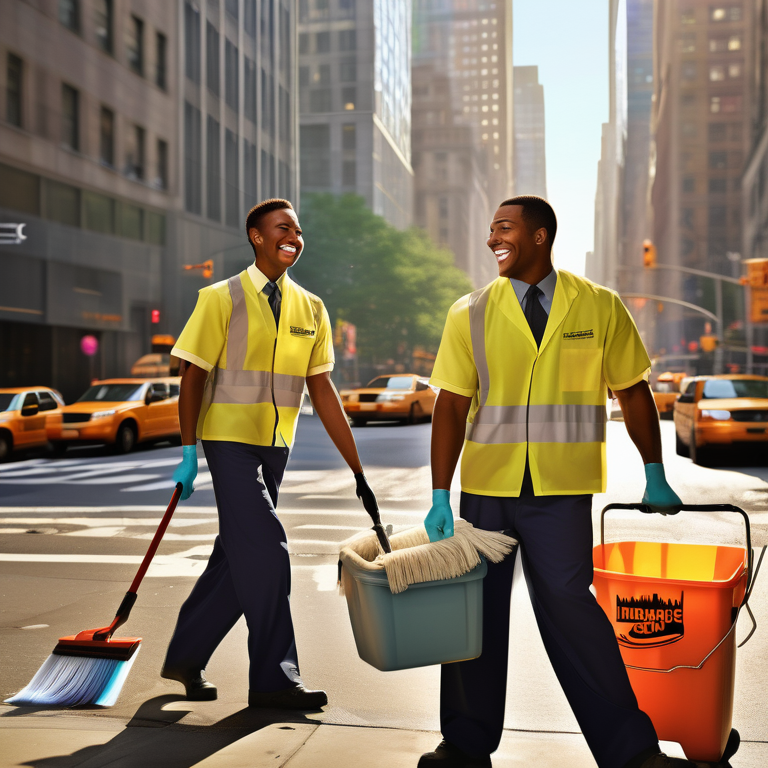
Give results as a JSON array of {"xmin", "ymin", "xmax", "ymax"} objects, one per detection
[
  {"xmin": 424, "ymin": 489, "xmax": 455, "ymax": 542},
  {"xmin": 173, "ymin": 444, "xmax": 198, "ymax": 501},
  {"xmin": 642, "ymin": 463, "xmax": 682, "ymax": 515}
]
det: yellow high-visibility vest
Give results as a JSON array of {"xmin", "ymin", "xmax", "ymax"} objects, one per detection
[
  {"xmin": 172, "ymin": 264, "xmax": 334, "ymax": 448},
  {"xmin": 430, "ymin": 270, "xmax": 650, "ymax": 496}
]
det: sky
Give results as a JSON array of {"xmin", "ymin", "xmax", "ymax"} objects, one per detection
[{"xmin": 513, "ymin": 0, "xmax": 609, "ymax": 276}]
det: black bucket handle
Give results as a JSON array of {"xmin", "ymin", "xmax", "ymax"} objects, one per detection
[{"xmin": 599, "ymin": 503, "xmax": 765, "ymax": 660}]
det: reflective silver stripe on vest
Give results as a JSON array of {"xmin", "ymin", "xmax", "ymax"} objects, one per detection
[
  {"xmin": 212, "ymin": 369, "xmax": 304, "ymax": 407},
  {"xmin": 226, "ymin": 275, "xmax": 248, "ymax": 370},
  {"xmin": 467, "ymin": 403, "xmax": 606, "ymax": 444},
  {"xmin": 468, "ymin": 285, "xmax": 492, "ymax": 407}
]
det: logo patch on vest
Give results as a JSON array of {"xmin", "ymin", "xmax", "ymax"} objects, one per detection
[
  {"xmin": 290, "ymin": 326, "xmax": 316, "ymax": 338},
  {"xmin": 563, "ymin": 329, "xmax": 594, "ymax": 340},
  {"xmin": 615, "ymin": 592, "xmax": 684, "ymax": 649}
]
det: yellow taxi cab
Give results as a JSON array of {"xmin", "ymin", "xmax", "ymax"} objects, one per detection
[
  {"xmin": 652, "ymin": 371, "xmax": 686, "ymax": 418},
  {"xmin": 57, "ymin": 378, "xmax": 181, "ymax": 454},
  {"xmin": 0, "ymin": 387, "xmax": 65, "ymax": 461},
  {"xmin": 673, "ymin": 374, "xmax": 768, "ymax": 464},
  {"xmin": 340, "ymin": 374, "xmax": 437, "ymax": 426}
]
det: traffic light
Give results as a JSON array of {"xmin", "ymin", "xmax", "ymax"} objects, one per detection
[
  {"xmin": 643, "ymin": 239, "xmax": 657, "ymax": 268},
  {"xmin": 151, "ymin": 309, "xmax": 160, "ymax": 324}
]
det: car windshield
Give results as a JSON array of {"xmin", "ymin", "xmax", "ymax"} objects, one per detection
[
  {"xmin": 367, "ymin": 376, "xmax": 413, "ymax": 390},
  {"xmin": 0, "ymin": 394, "xmax": 16, "ymax": 411},
  {"xmin": 702, "ymin": 379, "xmax": 768, "ymax": 399},
  {"xmin": 76, "ymin": 384, "xmax": 144, "ymax": 403}
]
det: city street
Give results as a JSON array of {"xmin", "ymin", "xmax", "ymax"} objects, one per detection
[{"xmin": 1, "ymin": 416, "xmax": 768, "ymax": 767}]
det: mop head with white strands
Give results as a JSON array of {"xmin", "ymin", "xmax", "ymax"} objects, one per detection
[
  {"xmin": 5, "ymin": 645, "xmax": 141, "ymax": 707},
  {"xmin": 340, "ymin": 519, "xmax": 517, "ymax": 594}
]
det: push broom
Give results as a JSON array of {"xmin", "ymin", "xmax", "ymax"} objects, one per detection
[{"xmin": 5, "ymin": 483, "xmax": 183, "ymax": 707}]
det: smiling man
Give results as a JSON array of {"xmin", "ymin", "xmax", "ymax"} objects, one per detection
[
  {"xmin": 419, "ymin": 196, "xmax": 688, "ymax": 768},
  {"xmin": 161, "ymin": 198, "xmax": 379, "ymax": 710}
]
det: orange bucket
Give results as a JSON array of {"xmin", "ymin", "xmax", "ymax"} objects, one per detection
[{"xmin": 593, "ymin": 504, "xmax": 755, "ymax": 763}]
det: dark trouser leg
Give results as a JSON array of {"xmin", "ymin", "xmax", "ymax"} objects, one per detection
[
  {"xmin": 164, "ymin": 441, "xmax": 299, "ymax": 693},
  {"xmin": 440, "ymin": 494, "xmax": 518, "ymax": 758},
  {"xmin": 515, "ymin": 494, "xmax": 658, "ymax": 768}
]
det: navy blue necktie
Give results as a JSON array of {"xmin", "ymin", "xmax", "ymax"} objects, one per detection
[
  {"xmin": 264, "ymin": 281, "xmax": 281, "ymax": 326},
  {"xmin": 523, "ymin": 284, "xmax": 547, "ymax": 348}
]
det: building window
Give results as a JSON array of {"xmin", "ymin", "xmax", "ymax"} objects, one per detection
[
  {"xmin": 339, "ymin": 0, "xmax": 355, "ymax": 16},
  {"xmin": 709, "ymin": 122, "xmax": 727, "ymax": 141},
  {"xmin": 83, "ymin": 191, "xmax": 114, "ymax": 234},
  {"xmin": 6, "ymin": 54, "xmax": 23, "ymax": 128},
  {"xmin": 316, "ymin": 64, "xmax": 331, "ymax": 84},
  {"xmin": 206, "ymin": 23, "xmax": 220, "ymax": 95},
  {"xmin": 439, "ymin": 197, "xmax": 449, "ymax": 219},
  {"xmin": 342, "ymin": 159, "xmax": 356, "ymax": 186},
  {"xmin": 244, "ymin": 58, "xmax": 257, "ymax": 123},
  {"xmin": 184, "ymin": 2, "xmax": 201, "ymax": 84},
  {"xmin": 682, "ymin": 62, "xmax": 697, "ymax": 80},
  {"xmin": 709, "ymin": 150, "xmax": 727, "ymax": 169},
  {"xmin": 342, "ymin": 123, "xmax": 356, "ymax": 150},
  {"xmin": 681, "ymin": 9, "xmax": 696, "ymax": 24},
  {"xmin": 342, "ymin": 86, "xmax": 356, "ymax": 110},
  {"xmin": 299, "ymin": 33, "xmax": 310, "ymax": 54},
  {"xmin": 261, "ymin": 68, "xmax": 273, "ymax": 132},
  {"xmin": 340, "ymin": 59, "xmax": 356, "ymax": 82},
  {"xmin": 710, "ymin": 35, "xmax": 742, "ymax": 51},
  {"xmin": 225, "ymin": 0, "xmax": 238, "ymax": 20},
  {"xmin": 61, "ymin": 83, "xmax": 79, "ymax": 151},
  {"xmin": 59, "ymin": 0, "xmax": 80, "ymax": 32},
  {"xmin": 99, "ymin": 106, "xmax": 114, "ymax": 166},
  {"xmin": 711, "ymin": 95, "xmax": 742, "ymax": 113},
  {"xmin": 299, "ymin": 66, "xmax": 310, "ymax": 87},
  {"xmin": 711, "ymin": 6, "xmax": 742, "ymax": 22},
  {"xmin": 184, "ymin": 101, "xmax": 202, "ymax": 213},
  {"xmin": 300, "ymin": 124, "xmax": 330, "ymax": 187},
  {"xmin": 682, "ymin": 177, "xmax": 695, "ymax": 193},
  {"xmin": 126, "ymin": 125, "xmax": 145, "ymax": 180},
  {"xmin": 728, "ymin": 63, "xmax": 742, "ymax": 78},
  {"xmin": 339, "ymin": 29, "xmax": 357, "ymax": 50},
  {"xmin": 680, "ymin": 208, "xmax": 695, "ymax": 229},
  {"xmin": 207, "ymin": 115, "xmax": 221, "ymax": 221},
  {"xmin": 45, "ymin": 179, "xmax": 80, "ymax": 226},
  {"xmin": 156, "ymin": 139, "xmax": 168, "ymax": 190},
  {"xmin": 710, "ymin": 65, "xmax": 725, "ymax": 81},
  {"xmin": 126, "ymin": 15, "xmax": 144, "ymax": 76},
  {"xmin": 316, "ymin": 32, "xmax": 330, "ymax": 53},
  {"xmin": 225, "ymin": 40, "xmax": 239, "ymax": 111},
  {"xmin": 156, "ymin": 32, "xmax": 167, "ymax": 89},
  {"xmin": 94, "ymin": 0, "xmax": 113, "ymax": 53},
  {"xmin": 709, "ymin": 205, "xmax": 727, "ymax": 227},
  {"xmin": 709, "ymin": 177, "xmax": 728, "ymax": 193},
  {"xmin": 244, "ymin": 1, "xmax": 257, "ymax": 37},
  {"xmin": 225, "ymin": 129, "xmax": 239, "ymax": 228},
  {"xmin": 309, "ymin": 89, "xmax": 331, "ymax": 113}
]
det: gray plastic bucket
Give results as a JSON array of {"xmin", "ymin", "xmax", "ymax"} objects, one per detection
[{"xmin": 341, "ymin": 556, "xmax": 487, "ymax": 671}]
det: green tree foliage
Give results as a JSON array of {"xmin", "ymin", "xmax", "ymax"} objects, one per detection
[{"xmin": 291, "ymin": 194, "xmax": 474, "ymax": 364}]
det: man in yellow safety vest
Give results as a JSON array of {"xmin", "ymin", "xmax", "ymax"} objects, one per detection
[
  {"xmin": 161, "ymin": 198, "xmax": 379, "ymax": 710},
  {"xmin": 418, "ymin": 197, "xmax": 689, "ymax": 768}
]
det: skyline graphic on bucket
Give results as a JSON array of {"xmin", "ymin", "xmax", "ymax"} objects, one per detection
[{"xmin": 615, "ymin": 592, "xmax": 685, "ymax": 648}]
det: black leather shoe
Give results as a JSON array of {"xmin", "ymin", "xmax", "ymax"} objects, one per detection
[
  {"xmin": 160, "ymin": 666, "xmax": 218, "ymax": 701},
  {"xmin": 248, "ymin": 683, "xmax": 328, "ymax": 710},
  {"xmin": 418, "ymin": 740, "xmax": 491, "ymax": 768}
]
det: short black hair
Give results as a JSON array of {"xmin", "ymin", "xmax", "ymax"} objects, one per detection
[
  {"xmin": 245, "ymin": 198, "xmax": 294, "ymax": 256},
  {"xmin": 499, "ymin": 195, "xmax": 557, "ymax": 247}
]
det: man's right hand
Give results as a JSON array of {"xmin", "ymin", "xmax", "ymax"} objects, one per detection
[
  {"xmin": 173, "ymin": 444, "xmax": 198, "ymax": 500},
  {"xmin": 424, "ymin": 489, "xmax": 455, "ymax": 542}
]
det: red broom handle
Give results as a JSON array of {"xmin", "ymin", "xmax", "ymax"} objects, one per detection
[{"xmin": 128, "ymin": 482, "xmax": 183, "ymax": 593}]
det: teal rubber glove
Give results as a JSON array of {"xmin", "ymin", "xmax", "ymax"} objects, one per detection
[
  {"xmin": 424, "ymin": 489, "xmax": 455, "ymax": 542},
  {"xmin": 642, "ymin": 463, "xmax": 682, "ymax": 515},
  {"xmin": 173, "ymin": 444, "xmax": 198, "ymax": 501}
]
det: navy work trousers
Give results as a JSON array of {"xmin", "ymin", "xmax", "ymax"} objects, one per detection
[
  {"xmin": 440, "ymin": 491, "xmax": 658, "ymax": 768},
  {"xmin": 164, "ymin": 440, "xmax": 300, "ymax": 693}
]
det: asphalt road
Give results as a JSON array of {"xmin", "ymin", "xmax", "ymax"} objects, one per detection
[{"xmin": 1, "ymin": 416, "xmax": 767, "ymax": 760}]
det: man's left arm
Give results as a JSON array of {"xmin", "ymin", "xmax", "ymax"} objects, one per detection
[
  {"xmin": 614, "ymin": 377, "xmax": 682, "ymax": 515},
  {"xmin": 305, "ymin": 371, "xmax": 379, "ymax": 521}
]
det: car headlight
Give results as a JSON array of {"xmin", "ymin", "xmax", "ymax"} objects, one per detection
[
  {"xmin": 342, "ymin": 393, "xmax": 358, "ymax": 403},
  {"xmin": 91, "ymin": 409, "xmax": 117, "ymax": 420},
  {"xmin": 377, "ymin": 393, "xmax": 406, "ymax": 402},
  {"xmin": 701, "ymin": 410, "xmax": 730, "ymax": 421}
]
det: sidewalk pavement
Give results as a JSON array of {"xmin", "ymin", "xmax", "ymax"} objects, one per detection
[{"xmin": 1, "ymin": 703, "xmax": 766, "ymax": 768}]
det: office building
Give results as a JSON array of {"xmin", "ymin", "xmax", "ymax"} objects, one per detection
[
  {"xmin": 513, "ymin": 65, "xmax": 546, "ymax": 199},
  {"xmin": 0, "ymin": 0, "xmax": 298, "ymax": 399},
  {"xmin": 298, "ymin": 0, "xmax": 413, "ymax": 229}
]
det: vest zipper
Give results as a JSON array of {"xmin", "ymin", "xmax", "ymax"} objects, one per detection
[
  {"xmin": 525, "ymin": 351, "xmax": 539, "ymax": 487},
  {"xmin": 270, "ymin": 338, "xmax": 278, "ymax": 446}
]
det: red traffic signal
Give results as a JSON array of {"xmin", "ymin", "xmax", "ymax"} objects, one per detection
[{"xmin": 151, "ymin": 309, "xmax": 160, "ymax": 324}]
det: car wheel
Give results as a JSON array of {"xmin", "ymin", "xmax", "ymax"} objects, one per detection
[
  {"xmin": 351, "ymin": 417, "xmax": 367, "ymax": 427},
  {"xmin": 50, "ymin": 441, "xmax": 68, "ymax": 457},
  {"xmin": 409, "ymin": 403, "xmax": 423, "ymax": 425},
  {"xmin": 0, "ymin": 432, "xmax": 11, "ymax": 463},
  {"xmin": 675, "ymin": 431, "xmax": 689, "ymax": 458},
  {"xmin": 114, "ymin": 422, "xmax": 137, "ymax": 454}
]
